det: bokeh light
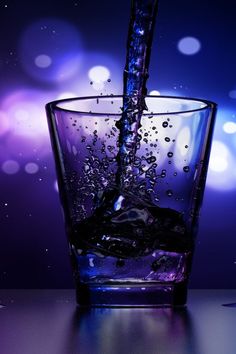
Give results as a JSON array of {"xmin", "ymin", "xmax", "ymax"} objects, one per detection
[
  {"xmin": 209, "ymin": 156, "xmax": 228, "ymax": 172},
  {"xmin": 19, "ymin": 18, "xmax": 83, "ymax": 83},
  {"xmin": 209, "ymin": 141, "xmax": 228, "ymax": 172},
  {"xmin": 2, "ymin": 90, "xmax": 49, "ymax": 138},
  {"xmin": 34, "ymin": 54, "xmax": 52, "ymax": 68},
  {"xmin": 0, "ymin": 89, "xmax": 58, "ymax": 163},
  {"xmin": 229, "ymin": 90, "xmax": 236, "ymax": 99},
  {"xmin": 207, "ymin": 139, "xmax": 235, "ymax": 190},
  {"xmin": 25, "ymin": 162, "xmax": 39, "ymax": 174},
  {"xmin": 88, "ymin": 65, "xmax": 110, "ymax": 83},
  {"xmin": 223, "ymin": 121, "xmax": 236, "ymax": 134},
  {"xmin": 91, "ymin": 81, "xmax": 105, "ymax": 91},
  {"xmin": 1, "ymin": 160, "xmax": 20, "ymax": 174},
  {"xmin": 77, "ymin": 52, "xmax": 122, "ymax": 95},
  {"xmin": 177, "ymin": 37, "xmax": 201, "ymax": 55}
]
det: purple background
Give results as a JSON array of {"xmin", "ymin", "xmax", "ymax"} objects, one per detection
[{"xmin": 0, "ymin": 0, "xmax": 236, "ymax": 288}]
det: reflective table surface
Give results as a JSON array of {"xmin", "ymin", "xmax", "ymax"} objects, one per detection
[{"xmin": 0, "ymin": 290, "xmax": 235, "ymax": 354}]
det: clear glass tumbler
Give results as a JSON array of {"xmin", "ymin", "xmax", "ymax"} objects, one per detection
[{"xmin": 46, "ymin": 95, "xmax": 216, "ymax": 306}]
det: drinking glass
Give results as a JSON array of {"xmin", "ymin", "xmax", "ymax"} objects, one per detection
[{"xmin": 46, "ymin": 95, "xmax": 216, "ymax": 306}]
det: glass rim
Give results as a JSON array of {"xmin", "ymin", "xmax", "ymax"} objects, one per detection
[{"xmin": 46, "ymin": 94, "xmax": 217, "ymax": 116}]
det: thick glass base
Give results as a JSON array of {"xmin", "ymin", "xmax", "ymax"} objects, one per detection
[{"xmin": 76, "ymin": 281, "xmax": 188, "ymax": 307}]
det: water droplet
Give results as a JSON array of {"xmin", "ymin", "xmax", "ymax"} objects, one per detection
[
  {"xmin": 166, "ymin": 189, "xmax": 173, "ymax": 197},
  {"xmin": 162, "ymin": 121, "xmax": 168, "ymax": 128},
  {"xmin": 183, "ymin": 166, "xmax": 190, "ymax": 173}
]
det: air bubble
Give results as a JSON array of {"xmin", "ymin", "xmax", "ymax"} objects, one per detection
[
  {"xmin": 183, "ymin": 166, "xmax": 190, "ymax": 173},
  {"xmin": 166, "ymin": 189, "xmax": 173, "ymax": 197},
  {"xmin": 165, "ymin": 137, "xmax": 170, "ymax": 142},
  {"xmin": 185, "ymin": 145, "xmax": 188, "ymax": 149},
  {"xmin": 167, "ymin": 152, "xmax": 173, "ymax": 158},
  {"xmin": 162, "ymin": 121, "xmax": 168, "ymax": 128}
]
